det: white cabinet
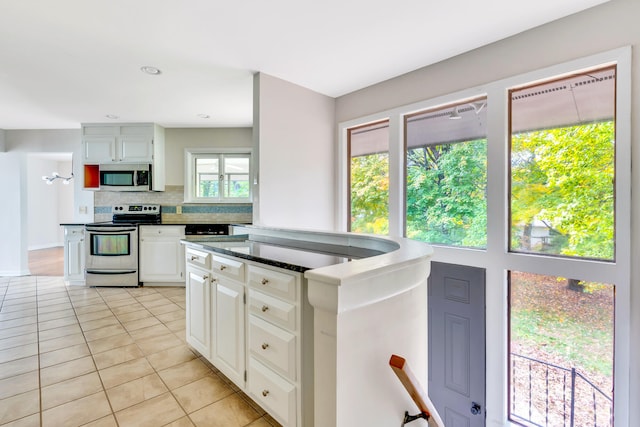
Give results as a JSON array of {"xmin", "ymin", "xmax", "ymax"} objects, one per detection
[
  {"xmin": 185, "ymin": 260, "xmax": 211, "ymax": 359},
  {"xmin": 81, "ymin": 123, "xmax": 166, "ymax": 191},
  {"xmin": 183, "ymin": 243, "xmax": 310, "ymax": 427},
  {"xmin": 63, "ymin": 226, "xmax": 85, "ymax": 283},
  {"xmin": 139, "ymin": 225, "xmax": 185, "ymax": 285},
  {"xmin": 213, "ymin": 276, "xmax": 246, "ymax": 386},
  {"xmin": 246, "ymin": 264, "xmax": 304, "ymax": 427},
  {"xmin": 82, "ymin": 123, "xmax": 161, "ymax": 163}
]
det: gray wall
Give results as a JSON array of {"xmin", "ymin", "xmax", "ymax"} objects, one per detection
[{"xmin": 254, "ymin": 73, "xmax": 336, "ymax": 229}]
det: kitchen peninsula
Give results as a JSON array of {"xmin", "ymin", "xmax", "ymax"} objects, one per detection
[{"xmin": 182, "ymin": 224, "xmax": 434, "ymax": 427}]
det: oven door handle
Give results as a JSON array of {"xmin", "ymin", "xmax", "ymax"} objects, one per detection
[
  {"xmin": 85, "ymin": 228, "xmax": 137, "ymax": 233},
  {"xmin": 86, "ymin": 270, "xmax": 137, "ymax": 275}
]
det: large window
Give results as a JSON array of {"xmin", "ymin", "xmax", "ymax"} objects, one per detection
[
  {"xmin": 509, "ymin": 67, "xmax": 616, "ymax": 260},
  {"xmin": 185, "ymin": 150, "xmax": 252, "ymax": 203},
  {"xmin": 348, "ymin": 120, "xmax": 389, "ymax": 234},
  {"xmin": 339, "ymin": 48, "xmax": 630, "ymax": 426},
  {"xmin": 405, "ymin": 98, "xmax": 487, "ymax": 248}
]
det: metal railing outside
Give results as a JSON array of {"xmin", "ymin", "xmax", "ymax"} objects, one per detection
[{"xmin": 510, "ymin": 353, "xmax": 613, "ymax": 427}]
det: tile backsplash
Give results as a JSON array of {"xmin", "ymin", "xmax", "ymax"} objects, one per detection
[{"xmin": 94, "ymin": 185, "xmax": 253, "ymax": 224}]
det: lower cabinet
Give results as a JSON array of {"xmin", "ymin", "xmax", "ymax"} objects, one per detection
[
  {"xmin": 63, "ymin": 226, "xmax": 85, "ymax": 283},
  {"xmin": 185, "ymin": 265, "xmax": 211, "ymax": 359},
  {"xmin": 139, "ymin": 225, "xmax": 186, "ymax": 285},
  {"xmin": 212, "ymin": 276, "xmax": 246, "ymax": 386},
  {"xmin": 184, "ymin": 245, "xmax": 311, "ymax": 427}
]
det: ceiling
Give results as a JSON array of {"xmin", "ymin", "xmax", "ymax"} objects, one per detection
[{"xmin": 0, "ymin": 0, "xmax": 608, "ymax": 130}]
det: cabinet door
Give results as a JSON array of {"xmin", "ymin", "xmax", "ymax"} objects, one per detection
[
  {"xmin": 83, "ymin": 136, "xmax": 116, "ymax": 163},
  {"xmin": 64, "ymin": 228, "xmax": 85, "ymax": 281},
  {"xmin": 119, "ymin": 135, "xmax": 153, "ymax": 162},
  {"xmin": 139, "ymin": 237, "xmax": 185, "ymax": 282},
  {"xmin": 186, "ymin": 267, "xmax": 211, "ymax": 358},
  {"xmin": 213, "ymin": 277, "xmax": 245, "ymax": 386}
]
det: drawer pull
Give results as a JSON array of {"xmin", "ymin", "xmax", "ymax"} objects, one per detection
[
  {"xmin": 261, "ymin": 305, "xmax": 269, "ymax": 312},
  {"xmin": 202, "ymin": 275, "xmax": 209, "ymax": 280},
  {"xmin": 219, "ymin": 265, "xmax": 227, "ymax": 271},
  {"xmin": 262, "ymin": 390, "xmax": 270, "ymax": 397},
  {"xmin": 191, "ymin": 255, "xmax": 198, "ymax": 261},
  {"xmin": 261, "ymin": 343, "xmax": 269, "ymax": 350},
  {"xmin": 261, "ymin": 278, "xmax": 269, "ymax": 285}
]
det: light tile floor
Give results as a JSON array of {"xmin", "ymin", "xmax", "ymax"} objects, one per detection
[{"xmin": 0, "ymin": 276, "xmax": 281, "ymax": 427}]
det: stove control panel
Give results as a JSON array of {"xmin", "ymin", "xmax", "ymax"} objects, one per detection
[{"xmin": 112, "ymin": 204, "xmax": 160, "ymax": 214}]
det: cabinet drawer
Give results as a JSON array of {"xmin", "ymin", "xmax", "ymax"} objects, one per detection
[
  {"xmin": 248, "ymin": 265, "xmax": 297, "ymax": 301},
  {"xmin": 211, "ymin": 255, "xmax": 245, "ymax": 282},
  {"xmin": 140, "ymin": 225, "xmax": 185, "ymax": 238},
  {"xmin": 248, "ymin": 357, "xmax": 296, "ymax": 426},
  {"xmin": 249, "ymin": 315, "xmax": 296, "ymax": 380},
  {"xmin": 186, "ymin": 247, "xmax": 211, "ymax": 270},
  {"xmin": 248, "ymin": 289, "xmax": 296, "ymax": 331}
]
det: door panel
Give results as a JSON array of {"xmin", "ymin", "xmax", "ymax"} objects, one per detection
[{"xmin": 429, "ymin": 262, "xmax": 485, "ymax": 427}]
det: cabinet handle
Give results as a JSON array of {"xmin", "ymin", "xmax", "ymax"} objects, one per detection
[
  {"xmin": 261, "ymin": 343, "xmax": 269, "ymax": 350},
  {"xmin": 261, "ymin": 278, "xmax": 269, "ymax": 285},
  {"xmin": 261, "ymin": 305, "xmax": 269, "ymax": 312},
  {"xmin": 219, "ymin": 265, "xmax": 227, "ymax": 271},
  {"xmin": 191, "ymin": 256, "xmax": 198, "ymax": 261},
  {"xmin": 202, "ymin": 275, "xmax": 209, "ymax": 281},
  {"xmin": 262, "ymin": 390, "xmax": 270, "ymax": 397}
]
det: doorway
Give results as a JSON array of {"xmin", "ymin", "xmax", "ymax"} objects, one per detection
[
  {"xmin": 428, "ymin": 261, "xmax": 486, "ymax": 426},
  {"xmin": 28, "ymin": 152, "xmax": 74, "ymax": 276}
]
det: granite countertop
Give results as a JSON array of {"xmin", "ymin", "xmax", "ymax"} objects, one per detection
[{"xmin": 182, "ymin": 236, "xmax": 385, "ymax": 273}]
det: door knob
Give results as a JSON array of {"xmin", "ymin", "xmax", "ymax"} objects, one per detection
[{"xmin": 470, "ymin": 402, "xmax": 482, "ymax": 415}]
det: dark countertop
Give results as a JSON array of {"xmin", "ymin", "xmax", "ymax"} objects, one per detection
[{"xmin": 182, "ymin": 236, "xmax": 385, "ymax": 273}]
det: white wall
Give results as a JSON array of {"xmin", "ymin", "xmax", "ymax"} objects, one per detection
[
  {"xmin": 164, "ymin": 127, "xmax": 253, "ymax": 185},
  {"xmin": 27, "ymin": 156, "xmax": 73, "ymax": 249},
  {"xmin": 254, "ymin": 73, "xmax": 336, "ymax": 230},
  {"xmin": 0, "ymin": 153, "xmax": 29, "ymax": 276},
  {"xmin": 335, "ymin": 0, "xmax": 639, "ymax": 424}
]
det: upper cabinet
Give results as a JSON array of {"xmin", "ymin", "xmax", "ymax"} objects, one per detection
[
  {"xmin": 82, "ymin": 123, "xmax": 163, "ymax": 163},
  {"xmin": 81, "ymin": 123, "xmax": 166, "ymax": 191}
]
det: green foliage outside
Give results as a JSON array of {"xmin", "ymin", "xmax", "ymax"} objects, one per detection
[
  {"xmin": 406, "ymin": 139, "xmax": 487, "ymax": 247},
  {"xmin": 350, "ymin": 153, "xmax": 389, "ymax": 234},
  {"xmin": 511, "ymin": 122, "xmax": 615, "ymax": 260},
  {"xmin": 349, "ymin": 121, "xmax": 615, "ymax": 260},
  {"xmin": 199, "ymin": 180, "xmax": 219, "ymax": 198}
]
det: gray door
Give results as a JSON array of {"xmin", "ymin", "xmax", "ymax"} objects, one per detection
[{"xmin": 428, "ymin": 262, "xmax": 486, "ymax": 427}]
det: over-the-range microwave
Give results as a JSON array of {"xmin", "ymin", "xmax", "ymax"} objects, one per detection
[{"xmin": 99, "ymin": 163, "xmax": 152, "ymax": 191}]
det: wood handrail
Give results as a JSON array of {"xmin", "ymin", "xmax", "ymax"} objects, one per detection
[{"xmin": 389, "ymin": 354, "xmax": 445, "ymax": 427}]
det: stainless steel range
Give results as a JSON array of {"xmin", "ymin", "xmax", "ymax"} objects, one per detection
[{"xmin": 85, "ymin": 204, "xmax": 160, "ymax": 287}]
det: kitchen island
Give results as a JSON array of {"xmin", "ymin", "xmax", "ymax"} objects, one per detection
[{"xmin": 182, "ymin": 224, "xmax": 434, "ymax": 427}]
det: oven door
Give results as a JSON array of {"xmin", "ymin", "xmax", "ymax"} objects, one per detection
[{"xmin": 85, "ymin": 226, "xmax": 139, "ymax": 287}]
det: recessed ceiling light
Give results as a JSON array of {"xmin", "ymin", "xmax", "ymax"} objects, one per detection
[
  {"xmin": 197, "ymin": 114, "xmax": 210, "ymax": 119},
  {"xmin": 105, "ymin": 114, "xmax": 119, "ymax": 119},
  {"xmin": 140, "ymin": 66, "xmax": 161, "ymax": 75}
]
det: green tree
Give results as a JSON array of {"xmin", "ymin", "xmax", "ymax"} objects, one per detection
[
  {"xmin": 406, "ymin": 139, "xmax": 487, "ymax": 247},
  {"xmin": 511, "ymin": 122, "xmax": 615, "ymax": 259},
  {"xmin": 350, "ymin": 153, "xmax": 389, "ymax": 234}
]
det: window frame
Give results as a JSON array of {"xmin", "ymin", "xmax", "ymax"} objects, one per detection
[
  {"xmin": 184, "ymin": 148, "xmax": 253, "ymax": 204},
  {"xmin": 337, "ymin": 47, "xmax": 631, "ymax": 426}
]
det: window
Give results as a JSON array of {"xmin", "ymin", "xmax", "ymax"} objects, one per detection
[
  {"xmin": 509, "ymin": 271, "xmax": 614, "ymax": 426},
  {"xmin": 509, "ymin": 67, "xmax": 616, "ymax": 260},
  {"xmin": 185, "ymin": 150, "xmax": 252, "ymax": 203},
  {"xmin": 405, "ymin": 98, "xmax": 487, "ymax": 248},
  {"xmin": 348, "ymin": 120, "xmax": 389, "ymax": 234}
]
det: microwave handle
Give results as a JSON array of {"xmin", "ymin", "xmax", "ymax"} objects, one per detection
[{"xmin": 133, "ymin": 170, "xmax": 138, "ymax": 186}]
